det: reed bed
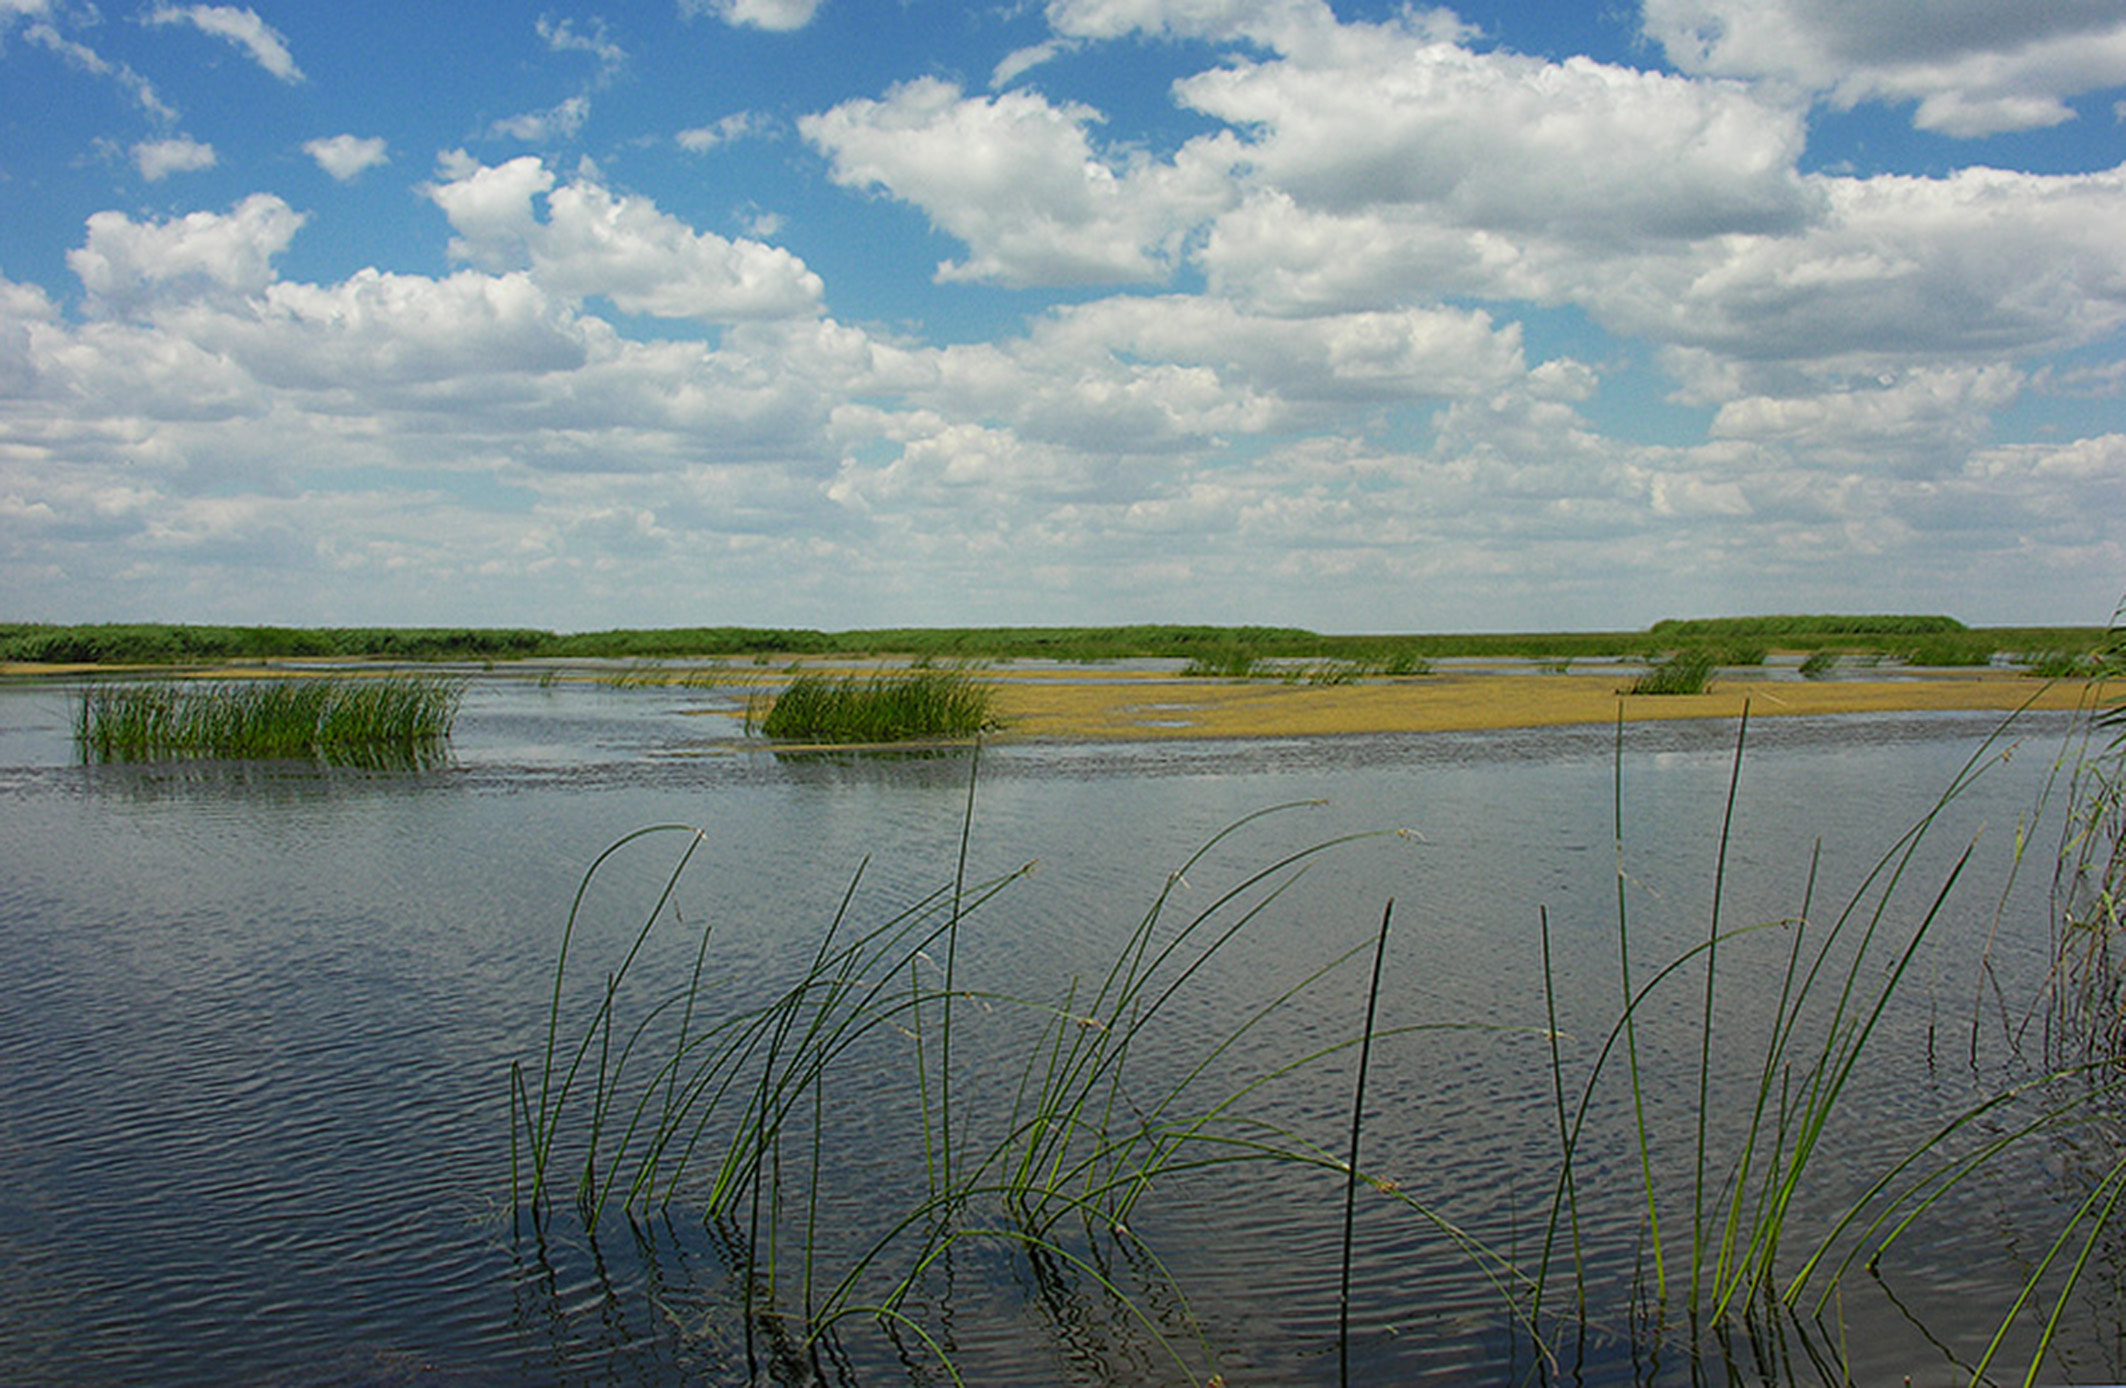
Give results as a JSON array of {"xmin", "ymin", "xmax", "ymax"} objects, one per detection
[
  {"xmin": 748, "ymin": 669, "xmax": 997, "ymax": 743},
  {"xmin": 514, "ymin": 694, "xmax": 2126, "ymax": 1385},
  {"xmin": 513, "ymin": 780, "xmax": 1437, "ymax": 1385},
  {"xmin": 74, "ymin": 676, "xmax": 461, "ymax": 767}
]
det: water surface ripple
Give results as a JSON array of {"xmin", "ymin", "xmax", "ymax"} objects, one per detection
[{"xmin": 0, "ymin": 680, "xmax": 2113, "ymax": 1384}]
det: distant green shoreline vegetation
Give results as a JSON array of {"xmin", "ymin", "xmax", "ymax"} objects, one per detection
[{"xmin": 0, "ymin": 616, "xmax": 2111, "ymax": 672}]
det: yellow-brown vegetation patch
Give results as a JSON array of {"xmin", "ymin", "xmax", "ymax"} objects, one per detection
[{"xmin": 986, "ymin": 669, "xmax": 2108, "ymax": 741}]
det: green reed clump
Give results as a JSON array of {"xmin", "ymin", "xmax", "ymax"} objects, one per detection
[
  {"xmin": 74, "ymin": 676, "xmax": 460, "ymax": 767},
  {"xmin": 1900, "ymin": 638, "xmax": 1995, "ymax": 667},
  {"xmin": 1798, "ymin": 648, "xmax": 1842, "ymax": 679},
  {"xmin": 1181, "ymin": 648, "xmax": 1259, "ymax": 678},
  {"xmin": 1626, "ymin": 649, "xmax": 1717, "ymax": 695},
  {"xmin": 751, "ymin": 670, "xmax": 997, "ymax": 743},
  {"xmin": 1367, "ymin": 649, "xmax": 1432, "ymax": 677},
  {"xmin": 2053, "ymin": 747, "xmax": 2126, "ymax": 1062},
  {"xmin": 1288, "ymin": 652, "xmax": 1434, "ymax": 683},
  {"xmin": 1286, "ymin": 660, "xmax": 1357, "ymax": 685},
  {"xmin": 2021, "ymin": 649, "xmax": 2100, "ymax": 679}
]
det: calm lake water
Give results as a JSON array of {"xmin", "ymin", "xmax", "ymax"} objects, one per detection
[{"xmin": 1, "ymin": 671, "xmax": 2118, "ymax": 1386}]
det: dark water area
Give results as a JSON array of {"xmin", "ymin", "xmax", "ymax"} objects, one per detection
[{"xmin": 1, "ymin": 675, "xmax": 2119, "ymax": 1385}]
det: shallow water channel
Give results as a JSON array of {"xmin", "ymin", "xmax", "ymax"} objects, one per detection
[{"xmin": 1, "ymin": 672, "xmax": 2119, "ymax": 1385}]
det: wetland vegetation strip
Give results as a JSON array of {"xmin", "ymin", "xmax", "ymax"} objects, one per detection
[
  {"xmin": 7, "ymin": 622, "xmax": 547, "ymax": 666},
  {"xmin": 3, "ymin": 615, "xmax": 2109, "ymax": 672},
  {"xmin": 73, "ymin": 676, "xmax": 461, "ymax": 767}
]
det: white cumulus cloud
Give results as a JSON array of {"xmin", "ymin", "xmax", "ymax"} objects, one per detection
[
  {"xmin": 1589, "ymin": 163, "xmax": 2126, "ymax": 371},
  {"xmin": 206, "ymin": 270, "xmax": 595, "ymax": 391},
  {"xmin": 802, "ymin": 77, "xmax": 1233, "ymax": 286},
  {"xmin": 4, "ymin": 0, "xmax": 2121, "ymax": 628},
  {"xmin": 680, "ymin": 0, "xmax": 822, "ymax": 33},
  {"xmin": 1708, "ymin": 364, "xmax": 2026, "ymax": 466},
  {"xmin": 426, "ymin": 154, "xmax": 824, "ymax": 322},
  {"xmin": 1047, "ymin": 0, "xmax": 1332, "ymax": 48},
  {"xmin": 67, "ymin": 193, "xmax": 305, "ymax": 313},
  {"xmin": 303, "ymin": 134, "xmax": 388, "ymax": 181},
  {"xmin": 1175, "ymin": 34, "xmax": 1813, "ymax": 239},
  {"xmin": 133, "ymin": 135, "xmax": 217, "ymax": 181}
]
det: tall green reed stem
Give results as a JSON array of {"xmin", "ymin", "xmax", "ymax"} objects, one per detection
[
  {"xmin": 1613, "ymin": 706, "xmax": 1662, "ymax": 1304},
  {"xmin": 1339, "ymin": 898, "xmax": 1393, "ymax": 1388},
  {"xmin": 1689, "ymin": 703, "xmax": 1750, "ymax": 1315}
]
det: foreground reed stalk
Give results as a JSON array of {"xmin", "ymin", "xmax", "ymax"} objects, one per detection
[
  {"xmin": 1338, "ymin": 898, "xmax": 1394, "ymax": 1388},
  {"xmin": 1528, "ymin": 697, "xmax": 2126, "ymax": 1381},
  {"xmin": 2050, "ymin": 615, "xmax": 2126, "ymax": 1064},
  {"xmin": 1689, "ymin": 705, "xmax": 1750, "ymax": 1316}
]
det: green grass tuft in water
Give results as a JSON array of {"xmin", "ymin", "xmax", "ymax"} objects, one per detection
[
  {"xmin": 1625, "ymin": 649, "xmax": 1718, "ymax": 695},
  {"xmin": 73, "ymin": 676, "xmax": 461, "ymax": 767},
  {"xmin": 748, "ymin": 670, "xmax": 998, "ymax": 743}
]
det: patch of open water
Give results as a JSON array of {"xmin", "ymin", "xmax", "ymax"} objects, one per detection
[{"xmin": 0, "ymin": 678, "xmax": 2118, "ymax": 1385}]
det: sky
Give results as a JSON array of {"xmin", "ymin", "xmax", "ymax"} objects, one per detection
[{"xmin": 1, "ymin": 0, "xmax": 2123, "ymax": 634}]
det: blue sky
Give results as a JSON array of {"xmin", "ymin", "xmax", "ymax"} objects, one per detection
[{"xmin": 2, "ymin": 0, "xmax": 2122, "ymax": 633}]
